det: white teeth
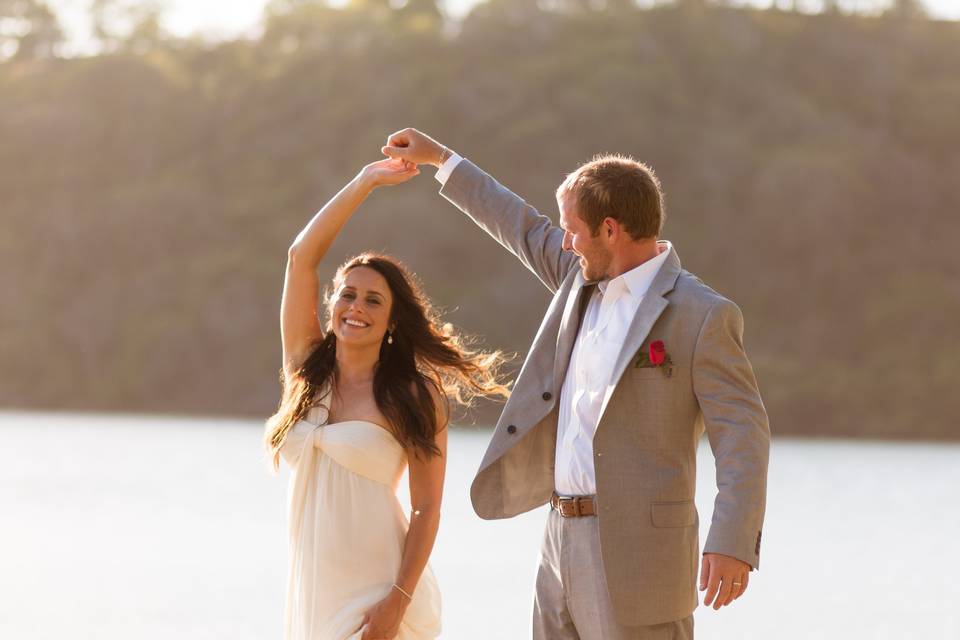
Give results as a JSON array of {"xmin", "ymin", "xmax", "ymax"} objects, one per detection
[{"xmin": 344, "ymin": 319, "xmax": 369, "ymax": 328}]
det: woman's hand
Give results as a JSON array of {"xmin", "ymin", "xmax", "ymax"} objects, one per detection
[
  {"xmin": 359, "ymin": 589, "xmax": 408, "ymax": 640},
  {"xmin": 360, "ymin": 157, "xmax": 420, "ymax": 190}
]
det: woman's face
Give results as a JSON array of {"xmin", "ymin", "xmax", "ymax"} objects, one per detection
[{"xmin": 330, "ymin": 266, "xmax": 394, "ymax": 348}]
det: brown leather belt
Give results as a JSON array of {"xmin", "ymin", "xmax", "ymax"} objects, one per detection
[{"xmin": 550, "ymin": 492, "xmax": 597, "ymax": 518}]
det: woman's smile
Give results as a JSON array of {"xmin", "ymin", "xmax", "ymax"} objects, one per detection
[{"xmin": 342, "ymin": 317, "xmax": 371, "ymax": 329}]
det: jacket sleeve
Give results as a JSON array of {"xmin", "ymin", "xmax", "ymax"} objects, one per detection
[
  {"xmin": 692, "ymin": 298, "xmax": 770, "ymax": 569},
  {"xmin": 439, "ymin": 159, "xmax": 577, "ymax": 293}
]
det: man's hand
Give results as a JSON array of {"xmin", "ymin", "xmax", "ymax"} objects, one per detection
[
  {"xmin": 382, "ymin": 128, "xmax": 448, "ymax": 167},
  {"xmin": 700, "ymin": 552, "xmax": 751, "ymax": 610}
]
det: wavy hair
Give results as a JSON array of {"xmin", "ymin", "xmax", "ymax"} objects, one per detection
[{"xmin": 264, "ymin": 252, "xmax": 511, "ymax": 469}]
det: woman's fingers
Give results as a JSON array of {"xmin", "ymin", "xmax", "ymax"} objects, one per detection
[{"xmin": 367, "ymin": 159, "xmax": 419, "ymax": 186}]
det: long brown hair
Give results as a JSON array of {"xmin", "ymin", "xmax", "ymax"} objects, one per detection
[{"xmin": 264, "ymin": 252, "xmax": 511, "ymax": 469}]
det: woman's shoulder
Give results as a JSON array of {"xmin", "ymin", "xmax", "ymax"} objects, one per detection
[{"xmin": 412, "ymin": 377, "xmax": 449, "ymax": 429}]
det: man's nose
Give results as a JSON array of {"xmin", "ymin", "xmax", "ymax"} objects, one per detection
[{"xmin": 561, "ymin": 232, "xmax": 573, "ymax": 252}]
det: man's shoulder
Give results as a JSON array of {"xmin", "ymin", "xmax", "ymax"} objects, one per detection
[{"xmin": 672, "ymin": 270, "xmax": 735, "ymax": 308}]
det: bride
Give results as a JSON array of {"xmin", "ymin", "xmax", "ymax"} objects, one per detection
[{"xmin": 264, "ymin": 158, "xmax": 509, "ymax": 640}]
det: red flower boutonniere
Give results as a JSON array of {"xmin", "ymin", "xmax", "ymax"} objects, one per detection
[{"xmin": 634, "ymin": 339, "xmax": 674, "ymax": 377}]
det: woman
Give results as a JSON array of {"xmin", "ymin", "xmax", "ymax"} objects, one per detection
[{"xmin": 264, "ymin": 158, "xmax": 509, "ymax": 640}]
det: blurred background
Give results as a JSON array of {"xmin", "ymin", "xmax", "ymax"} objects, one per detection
[{"xmin": 2, "ymin": 0, "xmax": 959, "ymax": 638}]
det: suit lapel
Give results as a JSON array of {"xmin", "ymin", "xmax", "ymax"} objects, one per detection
[
  {"xmin": 605, "ymin": 247, "xmax": 682, "ymax": 398},
  {"xmin": 553, "ymin": 272, "xmax": 595, "ymax": 394}
]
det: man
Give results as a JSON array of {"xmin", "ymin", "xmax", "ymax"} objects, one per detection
[{"xmin": 382, "ymin": 128, "xmax": 770, "ymax": 639}]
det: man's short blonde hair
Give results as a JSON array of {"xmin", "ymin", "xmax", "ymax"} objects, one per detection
[{"xmin": 556, "ymin": 154, "xmax": 665, "ymax": 240}]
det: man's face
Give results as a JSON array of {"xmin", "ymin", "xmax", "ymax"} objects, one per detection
[{"xmin": 559, "ymin": 192, "xmax": 612, "ymax": 281}]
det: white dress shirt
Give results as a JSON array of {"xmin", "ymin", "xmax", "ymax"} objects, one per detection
[
  {"xmin": 435, "ymin": 154, "xmax": 672, "ymax": 496},
  {"xmin": 555, "ymin": 245, "xmax": 671, "ymax": 495},
  {"xmin": 435, "ymin": 152, "xmax": 464, "ymax": 184}
]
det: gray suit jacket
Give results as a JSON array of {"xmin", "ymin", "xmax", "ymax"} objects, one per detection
[{"xmin": 440, "ymin": 160, "xmax": 770, "ymax": 626}]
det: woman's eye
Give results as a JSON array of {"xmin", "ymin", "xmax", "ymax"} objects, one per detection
[{"xmin": 367, "ymin": 299, "xmax": 380, "ymax": 305}]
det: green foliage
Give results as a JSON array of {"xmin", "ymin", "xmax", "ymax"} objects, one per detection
[
  {"xmin": 0, "ymin": 0, "xmax": 63, "ymax": 60},
  {"xmin": 1, "ymin": 2, "xmax": 957, "ymax": 438}
]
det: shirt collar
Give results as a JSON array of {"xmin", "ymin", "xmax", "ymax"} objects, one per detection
[{"xmin": 597, "ymin": 240, "xmax": 672, "ymax": 299}]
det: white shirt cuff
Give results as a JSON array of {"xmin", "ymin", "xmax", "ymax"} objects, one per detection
[{"xmin": 434, "ymin": 152, "xmax": 464, "ymax": 185}]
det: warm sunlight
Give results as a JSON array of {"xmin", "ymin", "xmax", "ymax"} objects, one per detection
[
  {"xmin": 44, "ymin": 0, "xmax": 960, "ymax": 55},
  {"xmin": 4, "ymin": 1, "xmax": 958, "ymax": 639}
]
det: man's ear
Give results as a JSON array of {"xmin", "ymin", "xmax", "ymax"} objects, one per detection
[{"xmin": 603, "ymin": 217, "xmax": 619, "ymax": 242}]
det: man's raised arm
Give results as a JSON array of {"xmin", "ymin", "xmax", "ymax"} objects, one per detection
[{"xmin": 382, "ymin": 128, "xmax": 577, "ymax": 293}]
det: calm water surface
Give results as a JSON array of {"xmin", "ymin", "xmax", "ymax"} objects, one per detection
[{"xmin": 1, "ymin": 411, "xmax": 958, "ymax": 639}]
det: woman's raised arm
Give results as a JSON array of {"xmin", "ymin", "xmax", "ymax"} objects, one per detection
[{"xmin": 281, "ymin": 159, "xmax": 419, "ymax": 377}]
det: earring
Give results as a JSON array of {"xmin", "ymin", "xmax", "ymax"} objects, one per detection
[{"xmin": 387, "ymin": 332, "xmax": 394, "ymax": 345}]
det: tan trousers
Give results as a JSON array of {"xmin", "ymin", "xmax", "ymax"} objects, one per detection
[{"xmin": 533, "ymin": 508, "xmax": 694, "ymax": 640}]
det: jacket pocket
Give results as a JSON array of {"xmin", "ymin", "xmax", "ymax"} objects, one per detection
[
  {"xmin": 650, "ymin": 500, "xmax": 696, "ymax": 528},
  {"xmin": 630, "ymin": 365, "xmax": 674, "ymax": 380}
]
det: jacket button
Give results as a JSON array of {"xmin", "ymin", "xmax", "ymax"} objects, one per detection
[
  {"xmin": 542, "ymin": 392, "xmax": 552, "ymax": 401},
  {"xmin": 506, "ymin": 425, "xmax": 517, "ymax": 434}
]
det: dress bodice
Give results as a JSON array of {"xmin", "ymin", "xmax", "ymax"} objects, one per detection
[{"xmin": 280, "ymin": 400, "xmax": 407, "ymax": 487}]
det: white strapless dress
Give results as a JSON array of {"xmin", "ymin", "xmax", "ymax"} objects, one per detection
[{"xmin": 279, "ymin": 394, "xmax": 442, "ymax": 640}]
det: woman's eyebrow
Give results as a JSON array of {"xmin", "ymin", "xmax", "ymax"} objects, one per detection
[{"xmin": 341, "ymin": 285, "xmax": 384, "ymax": 299}]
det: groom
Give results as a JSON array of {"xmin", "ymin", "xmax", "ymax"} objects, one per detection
[{"xmin": 383, "ymin": 128, "xmax": 770, "ymax": 639}]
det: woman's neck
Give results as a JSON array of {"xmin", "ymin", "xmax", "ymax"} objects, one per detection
[{"xmin": 334, "ymin": 343, "xmax": 379, "ymax": 386}]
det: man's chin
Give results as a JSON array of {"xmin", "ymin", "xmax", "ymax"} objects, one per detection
[{"xmin": 581, "ymin": 265, "xmax": 601, "ymax": 281}]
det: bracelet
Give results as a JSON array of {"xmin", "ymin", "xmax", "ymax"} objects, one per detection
[
  {"xmin": 438, "ymin": 145, "xmax": 451, "ymax": 166},
  {"xmin": 392, "ymin": 583, "xmax": 413, "ymax": 600}
]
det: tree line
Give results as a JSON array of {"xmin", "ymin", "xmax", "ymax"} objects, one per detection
[{"xmin": 2, "ymin": 0, "xmax": 957, "ymax": 439}]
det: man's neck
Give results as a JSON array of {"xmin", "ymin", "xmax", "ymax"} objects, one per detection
[{"xmin": 606, "ymin": 239, "xmax": 663, "ymax": 280}]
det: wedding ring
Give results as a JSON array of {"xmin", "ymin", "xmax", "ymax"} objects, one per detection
[{"xmin": 732, "ymin": 581, "xmax": 742, "ymax": 587}]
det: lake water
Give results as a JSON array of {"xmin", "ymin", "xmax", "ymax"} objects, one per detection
[{"xmin": 1, "ymin": 411, "xmax": 958, "ymax": 639}]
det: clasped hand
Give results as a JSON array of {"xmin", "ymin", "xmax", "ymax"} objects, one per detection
[
  {"xmin": 361, "ymin": 128, "xmax": 449, "ymax": 190},
  {"xmin": 360, "ymin": 157, "xmax": 419, "ymax": 190}
]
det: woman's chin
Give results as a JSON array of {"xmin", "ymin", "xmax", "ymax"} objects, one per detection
[{"xmin": 333, "ymin": 331, "xmax": 382, "ymax": 349}]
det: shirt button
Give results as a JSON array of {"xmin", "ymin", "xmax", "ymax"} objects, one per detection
[
  {"xmin": 542, "ymin": 392, "xmax": 552, "ymax": 401},
  {"xmin": 506, "ymin": 425, "xmax": 517, "ymax": 434}
]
